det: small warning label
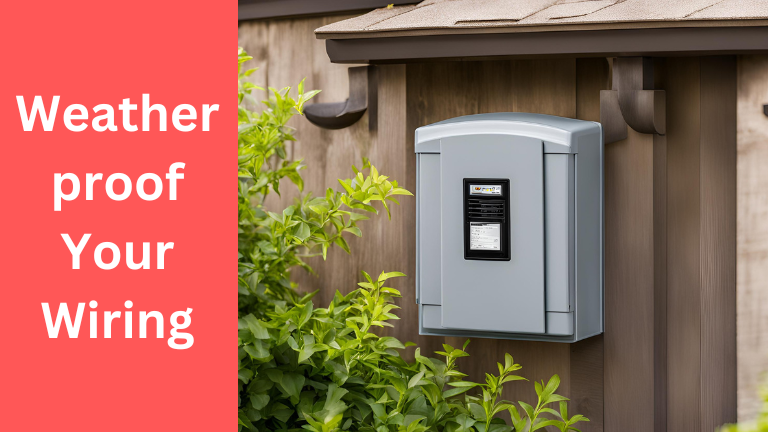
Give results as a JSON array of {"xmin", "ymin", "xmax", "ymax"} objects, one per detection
[{"xmin": 470, "ymin": 223, "xmax": 501, "ymax": 250}]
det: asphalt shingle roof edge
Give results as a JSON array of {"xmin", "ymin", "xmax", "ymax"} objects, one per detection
[{"xmin": 315, "ymin": 0, "xmax": 768, "ymax": 40}]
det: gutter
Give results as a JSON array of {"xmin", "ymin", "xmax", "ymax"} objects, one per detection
[
  {"xmin": 322, "ymin": 26, "xmax": 768, "ymax": 64},
  {"xmin": 239, "ymin": 0, "xmax": 420, "ymax": 21}
]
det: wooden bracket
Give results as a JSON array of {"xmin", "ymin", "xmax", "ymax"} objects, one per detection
[
  {"xmin": 600, "ymin": 57, "xmax": 665, "ymax": 144},
  {"xmin": 305, "ymin": 66, "xmax": 373, "ymax": 130}
]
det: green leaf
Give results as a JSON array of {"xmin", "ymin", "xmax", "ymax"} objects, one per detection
[
  {"xmin": 532, "ymin": 419, "xmax": 563, "ymax": 431},
  {"xmin": 343, "ymin": 226, "xmax": 362, "ymax": 237},
  {"xmin": 570, "ymin": 414, "xmax": 589, "ymax": 423},
  {"xmin": 238, "ymin": 410, "xmax": 256, "ymax": 430},
  {"xmin": 542, "ymin": 374, "xmax": 561, "ymax": 399},
  {"xmin": 294, "ymin": 222, "xmax": 311, "ymax": 242},
  {"xmin": 408, "ymin": 371, "xmax": 425, "ymax": 389},
  {"xmin": 238, "ymin": 368, "xmax": 253, "ymax": 383},
  {"xmin": 243, "ymin": 341, "xmax": 270, "ymax": 361},
  {"xmin": 501, "ymin": 375, "xmax": 527, "ymax": 385},
  {"xmin": 281, "ymin": 372, "xmax": 306, "ymax": 399},
  {"xmin": 243, "ymin": 314, "xmax": 269, "ymax": 339},
  {"xmin": 447, "ymin": 381, "xmax": 480, "ymax": 388},
  {"xmin": 267, "ymin": 211, "xmax": 283, "ymax": 225},
  {"xmin": 443, "ymin": 386, "xmax": 475, "ymax": 398},
  {"xmin": 378, "ymin": 271, "xmax": 406, "ymax": 282},
  {"xmin": 454, "ymin": 414, "xmax": 476, "ymax": 432},
  {"xmin": 321, "ymin": 383, "xmax": 349, "ymax": 422},
  {"xmin": 545, "ymin": 393, "xmax": 570, "ymax": 404},
  {"xmin": 338, "ymin": 179, "xmax": 356, "ymax": 195},
  {"xmin": 250, "ymin": 394, "xmax": 269, "ymax": 410},
  {"xmin": 334, "ymin": 236, "xmax": 351, "ymax": 254},
  {"xmin": 519, "ymin": 401, "xmax": 535, "ymax": 420}
]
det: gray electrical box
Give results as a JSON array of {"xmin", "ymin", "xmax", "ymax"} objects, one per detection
[{"xmin": 415, "ymin": 113, "xmax": 603, "ymax": 343}]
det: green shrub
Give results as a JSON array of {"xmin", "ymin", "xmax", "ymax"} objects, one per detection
[
  {"xmin": 236, "ymin": 48, "xmax": 410, "ymax": 312},
  {"xmin": 236, "ymin": 47, "xmax": 588, "ymax": 432}
]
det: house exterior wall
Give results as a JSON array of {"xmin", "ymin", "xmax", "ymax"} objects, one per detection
[
  {"xmin": 737, "ymin": 55, "xmax": 768, "ymax": 422},
  {"xmin": 238, "ymin": 14, "xmax": 761, "ymax": 430}
]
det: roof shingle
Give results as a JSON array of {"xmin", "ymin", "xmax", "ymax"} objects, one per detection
[{"xmin": 315, "ymin": 0, "xmax": 768, "ymax": 38}]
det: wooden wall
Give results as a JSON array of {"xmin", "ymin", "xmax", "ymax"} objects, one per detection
[
  {"xmin": 737, "ymin": 55, "xmax": 768, "ymax": 422},
  {"xmin": 665, "ymin": 56, "xmax": 738, "ymax": 432},
  {"xmin": 239, "ymin": 15, "xmax": 746, "ymax": 431},
  {"xmin": 603, "ymin": 72, "xmax": 660, "ymax": 432}
]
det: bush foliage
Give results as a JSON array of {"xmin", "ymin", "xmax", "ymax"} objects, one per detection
[{"xmin": 237, "ymin": 48, "xmax": 588, "ymax": 432}]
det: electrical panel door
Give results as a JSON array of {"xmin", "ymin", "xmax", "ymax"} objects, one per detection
[{"xmin": 415, "ymin": 113, "xmax": 603, "ymax": 343}]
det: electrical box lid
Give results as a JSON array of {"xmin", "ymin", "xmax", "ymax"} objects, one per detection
[{"xmin": 415, "ymin": 112, "xmax": 600, "ymax": 155}]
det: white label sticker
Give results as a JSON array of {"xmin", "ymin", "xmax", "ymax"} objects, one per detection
[
  {"xmin": 470, "ymin": 184, "xmax": 502, "ymax": 195},
  {"xmin": 470, "ymin": 223, "xmax": 501, "ymax": 251}
]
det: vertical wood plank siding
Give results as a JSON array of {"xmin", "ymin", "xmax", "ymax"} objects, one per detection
[
  {"xmin": 664, "ymin": 57, "xmax": 738, "ymax": 432},
  {"xmin": 666, "ymin": 57, "xmax": 703, "ymax": 432},
  {"xmin": 654, "ymin": 59, "xmax": 670, "ymax": 432},
  {"xmin": 699, "ymin": 56, "xmax": 737, "ymax": 432},
  {"xmin": 239, "ymin": 16, "xmax": 743, "ymax": 430},
  {"xmin": 604, "ymin": 124, "xmax": 656, "ymax": 432}
]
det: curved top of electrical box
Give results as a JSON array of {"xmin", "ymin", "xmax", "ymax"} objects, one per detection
[{"xmin": 415, "ymin": 113, "xmax": 601, "ymax": 154}]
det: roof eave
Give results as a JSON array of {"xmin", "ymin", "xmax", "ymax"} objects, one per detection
[
  {"xmin": 315, "ymin": 19, "xmax": 768, "ymax": 40},
  {"xmin": 322, "ymin": 25, "xmax": 768, "ymax": 64},
  {"xmin": 238, "ymin": 0, "xmax": 419, "ymax": 21}
]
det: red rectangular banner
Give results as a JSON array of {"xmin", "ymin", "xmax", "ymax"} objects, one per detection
[{"xmin": 0, "ymin": 1, "xmax": 235, "ymax": 430}]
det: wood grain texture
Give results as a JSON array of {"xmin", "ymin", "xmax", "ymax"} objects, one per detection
[
  {"xmin": 736, "ymin": 55, "xmax": 768, "ymax": 422},
  {"xmin": 653, "ymin": 58, "xmax": 668, "ymax": 432},
  {"xmin": 700, "ymin": 56, "xmax": 737, "ymax": 432},
  {"xmin": 654, "ymin": 133, "xmax": 668, "ymax": 432},
  {"xmin": 570, "ymin": 335, "xmax": 604, "ymax": 432},
  {"xmin": 664, "ymin": 56, "xmax": 738, "ymax": 432},
  {"xmin": 665, "ymin": 56, "xmax": 702, "ymax": 432},
  {"xmin": 238, "ymin": 20, "xmax": 270, "ymax": 104},
  {"xmin": 604, "ymin": 125, "xmax": 655, "ymax": 432}
]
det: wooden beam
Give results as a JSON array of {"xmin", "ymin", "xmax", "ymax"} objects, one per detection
[
  {"xmin": 653, "ymin": 132, "xmax": 668, "ymax": 432},
  {"xmin": 603, "ymin": 55, "xmax": 670, "ymax": 432},
  {"xmin": 700, "ymin": 56, "xmax": 737, "ymax": 431},
  {"xmin": 666, "ymin": 56, "xmax": 703, "ymax": 432},
  {"xmin": 604, "ymin": 124, "xmax": 658, "ymax": 432}
]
